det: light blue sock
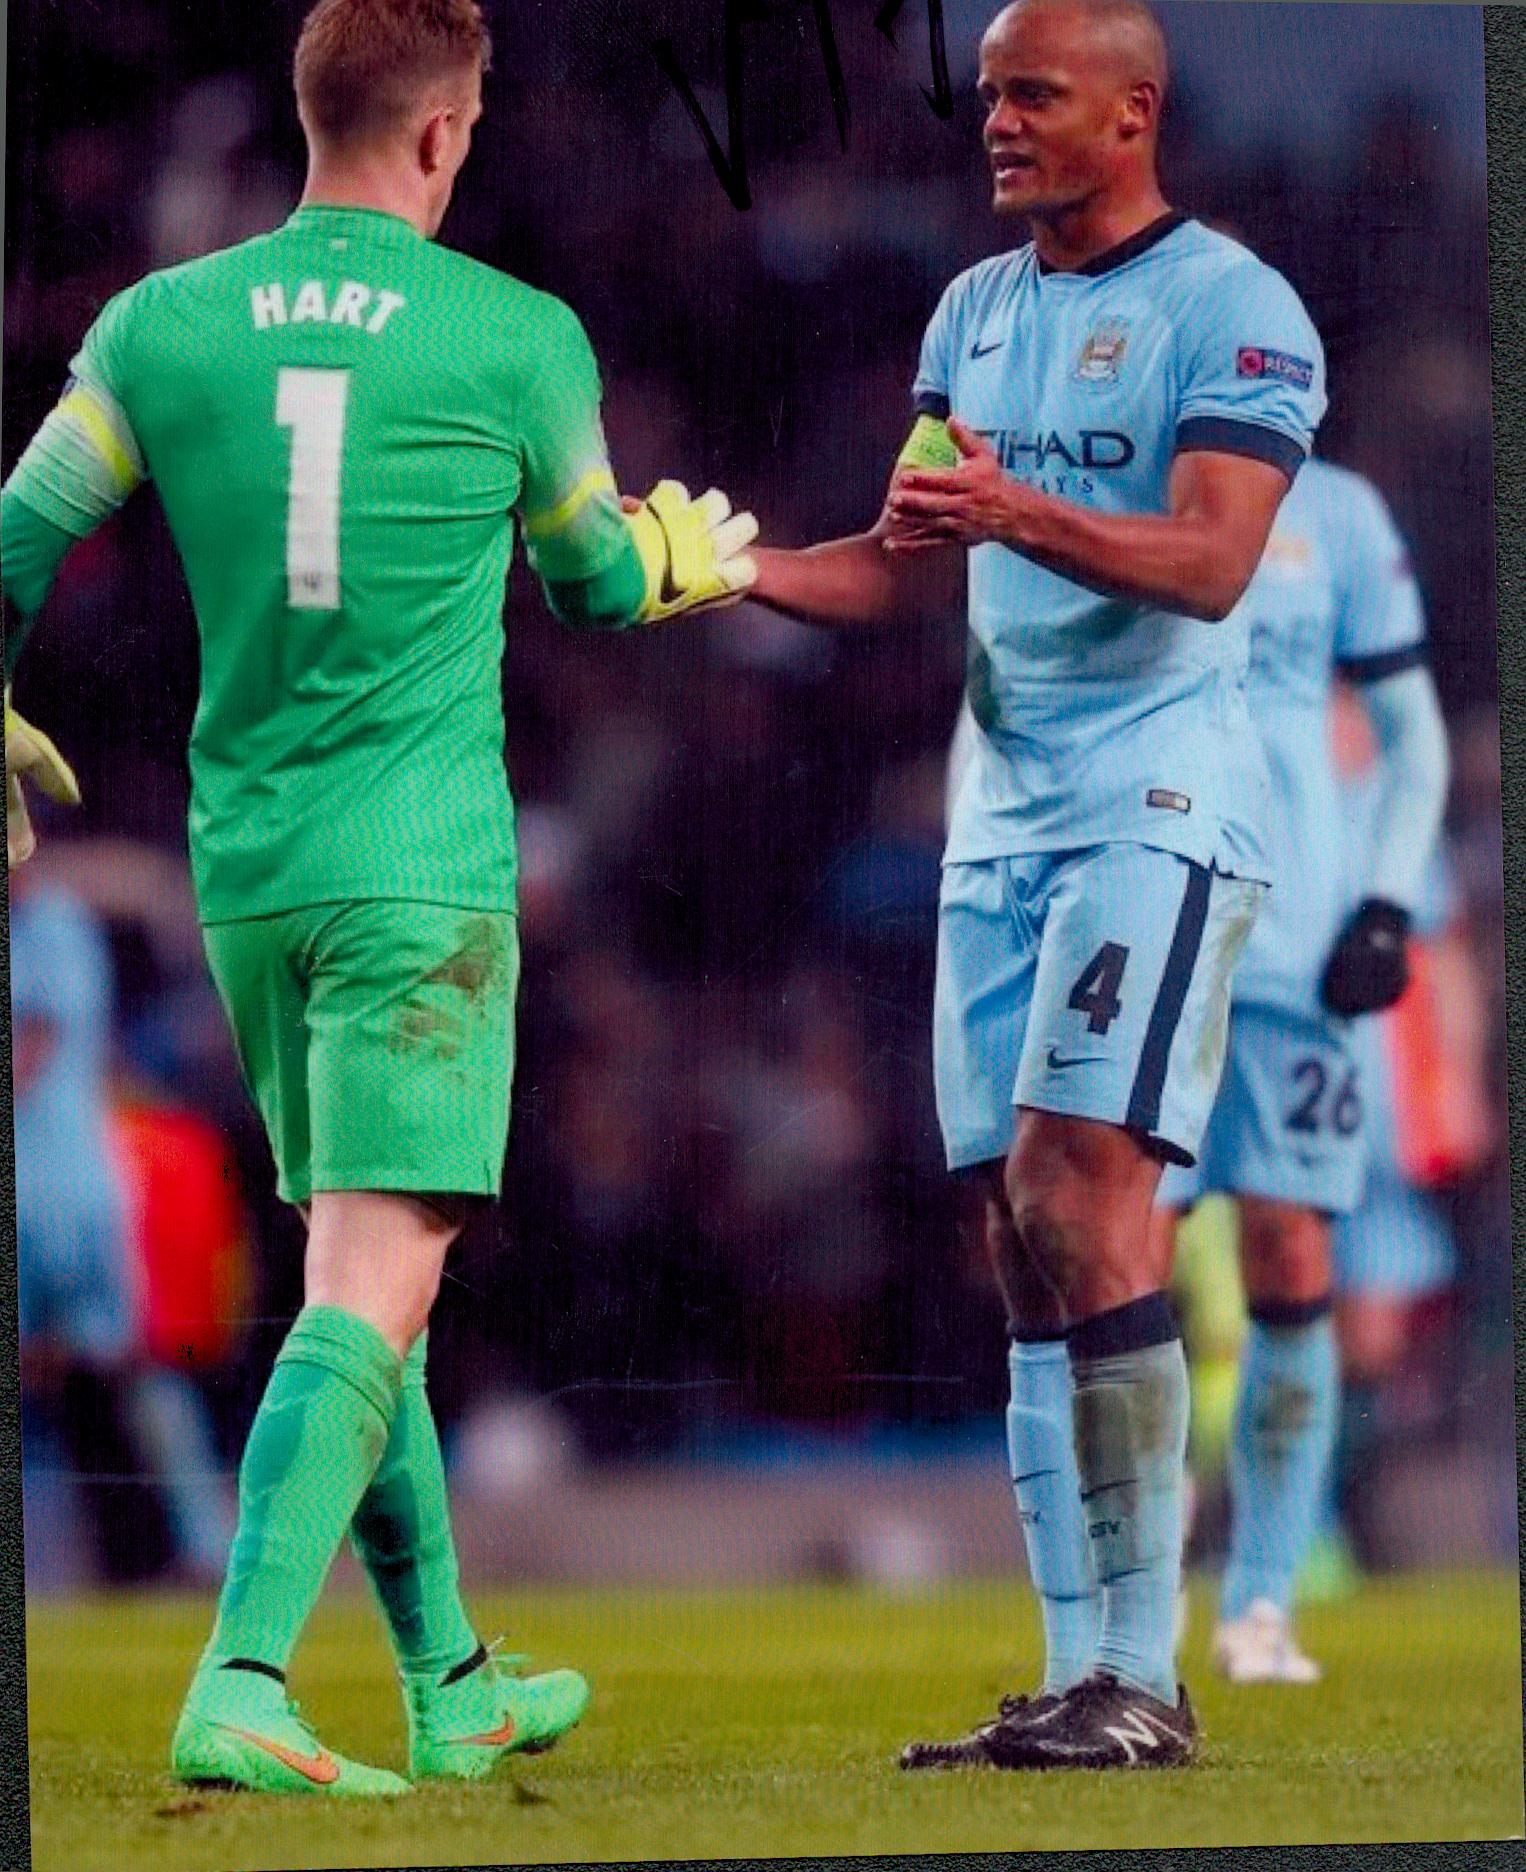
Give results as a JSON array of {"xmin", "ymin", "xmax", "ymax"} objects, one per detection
[
  {"xmin": 1315, "ymin": 1459, "xmax": 1342, "ymax": 1542},
  {"xmin": 1070, "ymin": 1301, "xmax": 1190, "ymax": 1706},
  {"xmin": 1006, "ymin": 1337, "xmax": 1100, "ymax": 1694},
  {"xmin": 1222, "ymin": 1309, "xmax": 1339, "ymax": 1621}
]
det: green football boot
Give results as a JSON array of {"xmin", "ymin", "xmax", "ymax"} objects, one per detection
[
  {"xmin": 407, "ymin": 1641, "xmax": 591, "ymax": 1782},
  {"xmin": 172, "ymin": 1660, "xmax": 409, "ymax": 1797}
]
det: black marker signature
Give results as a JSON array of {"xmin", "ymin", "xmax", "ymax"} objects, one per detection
[
  {"xmin": 652, "ymin": 0, "xmax": 953, "ymax": 211},
  {"xmin": 874, "ymin": 0, "xmax": 954, "ymax": 122}
]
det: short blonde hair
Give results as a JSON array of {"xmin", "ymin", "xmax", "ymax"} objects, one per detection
[{"xmin": 294, "ymin": 0, "xmax": 491, "ymax": 146}]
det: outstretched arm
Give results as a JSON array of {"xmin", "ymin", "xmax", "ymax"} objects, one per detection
[
  {"xmin": 751, "ymin": 529, "xmax": 961, "ymax": 630},
  {"xmin": 517, "ymin": 304, "xmax": 755, "ymax": 632},
  {"xmin": 886, "ymin": 418, "xmax": 1290, "ymax": 623},
  {"xmin": 750, "ymin": 419, "xmax": 966, "ymax": 629}
]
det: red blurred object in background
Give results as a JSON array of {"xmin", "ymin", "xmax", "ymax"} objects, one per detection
[
  {"xmin": 1385, "ymin": 932, "xmax": 1494, "ymax": 1190},
  {"xmin": 109, "ymin": 1097, "xmax": 251, "ymax": 1371}
]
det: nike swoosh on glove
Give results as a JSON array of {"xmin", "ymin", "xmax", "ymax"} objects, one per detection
[{"xmin": 626, "ymin": 481, "xmax": 758, "ymax": 625}]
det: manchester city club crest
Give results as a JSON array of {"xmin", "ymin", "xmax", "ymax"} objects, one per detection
[{"xmin": 1074, "ymin": 319, "xmax": 1131, "ymax": 385}]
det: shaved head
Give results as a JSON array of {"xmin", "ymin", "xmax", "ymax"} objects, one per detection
[{"xmin": 984, "ymin": 0, "xmax": 1168, "ymax": 98}]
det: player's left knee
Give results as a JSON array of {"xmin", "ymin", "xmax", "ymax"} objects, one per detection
[
  {"xmin": 1004, "ymin": 1134, "xmax": 1093, "ymax": 1299},
  {"xmin": 304, "ymin": 1189, "xmax": 458, "ymax": 1354},
  {"xmin": 1239, "ymin": 1198, "xmax": 1333, "ymax": 1307}
]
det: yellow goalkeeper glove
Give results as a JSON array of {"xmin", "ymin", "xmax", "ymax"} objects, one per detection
[
  {"xmin": 626, "ymin": 481, "xmax": 758, "ymax": 625},
  {"xmin": 6, "ymin": 689, "xmax": 80, "ymax": 868}
]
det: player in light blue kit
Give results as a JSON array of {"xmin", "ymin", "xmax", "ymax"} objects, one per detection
[
  {"xmin": 751, "ymin": 0, "xmax": 1323, "ymax": 1769},
  {"xmin": 11, "ymin": 874, "xmax": 133, "ymax": 1370},
  {"xmin": 1153, "ymin": 463, "xmax": 1448, "ymax": 1683},
  {"xmin": 1313, "ymin": 702, "xmax": 1483, "ymax": 1600},
  {"xmin": 10, "ymin": 867, "xmax": 139, "ymax": 1581}
]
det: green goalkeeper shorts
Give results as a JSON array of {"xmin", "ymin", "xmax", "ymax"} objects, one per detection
[{"xmin": 202, "ymin": 901, "xmax": 519, "ymax": 1207}]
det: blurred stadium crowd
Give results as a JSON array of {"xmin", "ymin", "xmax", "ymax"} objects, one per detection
[{"xmin": 4, "ymin": 1, "xmax": 1510, "ymax": 1585}]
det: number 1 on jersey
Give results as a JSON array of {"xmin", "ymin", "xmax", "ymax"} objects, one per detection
[{"xmin": 276, "ymin": 367, "xmax": 350, "ymax": 610}]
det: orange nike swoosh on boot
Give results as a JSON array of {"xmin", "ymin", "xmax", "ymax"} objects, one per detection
[
  {"xmin": 457, "ymin": 1714, "xmax": 519, "ymax": 1747},
  {"xmin": 221, "ymin": 1725, "xmax": 341, "ymax": 1784}
]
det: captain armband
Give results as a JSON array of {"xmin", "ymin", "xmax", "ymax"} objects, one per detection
[
  {"xmin": 7, "ymin": 377, "xmax": 146, "ymax": 538},
  {"xmin": 896, "ymin": 414, "xmax": 961, "ymax": 473}
]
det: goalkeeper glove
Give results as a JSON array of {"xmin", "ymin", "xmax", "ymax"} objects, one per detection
[
  {"xmin": 1319, "ymin": 897, "xmax": 1411, "ymax": 1017},
  {"xmin": 626, "ymin": 481, "xmax": 758, "ymax": 626},
  {"xmin": 6, "ymin": 689, "xmax": 80, "ymax": 868}
]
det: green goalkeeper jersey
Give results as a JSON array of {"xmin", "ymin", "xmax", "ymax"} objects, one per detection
[{"xmin": 2, "ymin": 204, "xmax": 645, "ymax": 920}]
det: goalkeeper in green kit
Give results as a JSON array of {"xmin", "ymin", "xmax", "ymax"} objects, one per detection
[{"xmin": 2, "ymin": 0, "xmax": 756, "ymax": 1797}]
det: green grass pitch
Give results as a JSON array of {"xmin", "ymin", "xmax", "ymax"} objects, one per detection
[{"xmin": 25, "ymin": 1572, "xmax": 1523, "ymax": 1870}]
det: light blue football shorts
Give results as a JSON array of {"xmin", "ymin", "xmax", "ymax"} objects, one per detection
[
  {"xmin": 1157, "ymin": 1000, "xmax": 1368, "ymax": 1217},
  {"xmin": 1332, "ymin": 1166, "xmax": 1455, "ymax": 1296},
  {"xmin": 933, "ymin": 843, "xmax": 1264, "ymax": 1172}
]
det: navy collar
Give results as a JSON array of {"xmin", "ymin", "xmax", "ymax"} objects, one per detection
[{"xmin": 1035, "ymin": 209, "xmax": 1189, "ymax": 279}]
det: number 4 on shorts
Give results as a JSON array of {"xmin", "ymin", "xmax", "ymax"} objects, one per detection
[{"xmin": 1068, "ymin": 942, "xmax": 1129, "ymax": 1035}]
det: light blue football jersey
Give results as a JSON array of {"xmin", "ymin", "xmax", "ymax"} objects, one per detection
[
  {"xmin": 918, "ymin": 214, "xmax": 1326, "ymax": 883},
  {"xmin": 1227, "ymin": 459, "xmax": 1427, "ymax": 1013}
]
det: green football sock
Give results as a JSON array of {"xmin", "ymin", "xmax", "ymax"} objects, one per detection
[
  {"xmin": 351, "ymin": 1332, "xmax": 481, "ymax": 1680},
  {"xmin": 202, "ymin": 1305, "xmax": 403, "ymax": 1676}
]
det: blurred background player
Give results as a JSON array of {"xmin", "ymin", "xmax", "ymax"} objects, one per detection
[
  {"xmin": 1311, "ymin": 688, "xmax": 1493, "ymax": 1594},
  {"xmin": 2, "ymin": 0, "xmax": 755, "ymax": 1798},
  {"xmin": 1153, "ymin": 465, "xmax": 1448, "ymax": 1682},
  {"xmin": 110, "ymin": 1076, "xmax": 251, "ymax": 1585},
  {"xmin": 750, "ymin": 0, "xmax": 1324, "ymax": 1770},
  {"xmin": 11, "ymin": 824, "xmax": 249, "ymax": 1590},
  {"xmin": 9, "ymin": 862, "xmax": 176, "ymax": 1584},
  {"xmin": 12, "ymin": 831, "xmax": 254, "ymax": 1587}
]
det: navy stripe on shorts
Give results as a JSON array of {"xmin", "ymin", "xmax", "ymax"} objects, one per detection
[{"xmin": 1125, "ymin": 859, "xmax": 1213, "ymax": 1137}]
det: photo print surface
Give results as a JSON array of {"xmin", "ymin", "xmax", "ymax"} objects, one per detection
[{"xmin": 1, "ymin": 0, "xmax": 1519, "ymax": 1865}]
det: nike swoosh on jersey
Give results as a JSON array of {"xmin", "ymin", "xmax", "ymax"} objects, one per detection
[
  {"xmin": 970, "ymin": 338, "xmax": 1005, "ymax": 359},
  {"xmin": 219, "ymin": 1724, "xmax": 341, "ymax": 1784}
]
